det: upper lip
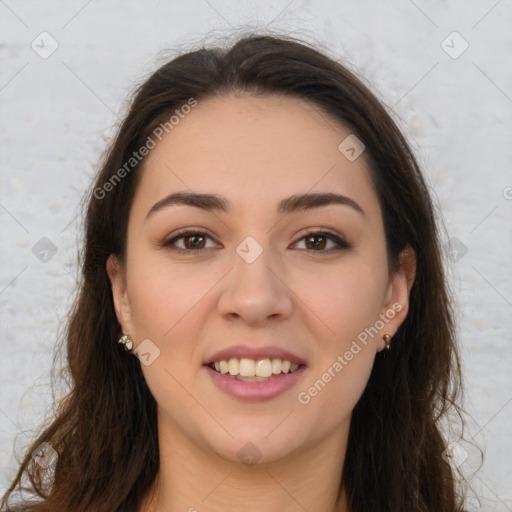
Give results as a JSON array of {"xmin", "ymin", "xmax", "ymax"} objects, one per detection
[{"xmin": 204, "ymin": 345, "xmax": 307, "ymax": 366}]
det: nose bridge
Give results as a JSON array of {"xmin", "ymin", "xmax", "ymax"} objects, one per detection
[
  {"xmin": 232, "ymin": 233, "xmax": 280, "ymax": 291},
  {"xmin": 217, "ymin": 232, "xmax": 293, "ymax": 323}
]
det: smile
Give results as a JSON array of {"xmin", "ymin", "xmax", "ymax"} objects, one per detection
[
  {"xmin": 208, "ymin": 357, "xmax": 301, "ymax": 381},
  {"xmin": 204, "ymin": 360, "xmax": 307, "ymax": 401}
]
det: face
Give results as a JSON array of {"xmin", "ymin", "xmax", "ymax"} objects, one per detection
[{"xmin": 107, "ymin": 93, "xmax": 414, "ymax": 465}]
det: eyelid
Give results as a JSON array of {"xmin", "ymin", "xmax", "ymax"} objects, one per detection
[{"xmin": 294, "ymin": 227, "xmax": 349, "ymax": 245}]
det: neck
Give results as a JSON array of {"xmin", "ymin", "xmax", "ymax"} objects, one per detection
[{"xmin": 141, "ymin": 415, "xmax": 350, "ymax": 512}]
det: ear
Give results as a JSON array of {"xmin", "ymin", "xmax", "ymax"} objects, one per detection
[
  {"xmin": 106, "ymin": 254, "xmax": 135, "ymax": 338},
  {"xmin": 377, "ymin": 246, "xmax": 416, "ymax": 352}
]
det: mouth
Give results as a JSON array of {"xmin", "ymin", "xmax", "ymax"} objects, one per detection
[
  {"xmin": 206, "ymin": 357, "xmax": 305, "ymax": 382},
  {"xmin": 203, "ymin": 345, "xmax": 308, "ymax": 401}
]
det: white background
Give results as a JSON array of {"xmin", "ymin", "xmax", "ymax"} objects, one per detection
[{"xmin": 1, "ymin": 1, "xmax": 511, "ymax": 509}]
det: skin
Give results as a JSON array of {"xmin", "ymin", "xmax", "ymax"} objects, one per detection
[{"xmin": 107, "ymin": 93, "xmax": 416, "ymax": 512}]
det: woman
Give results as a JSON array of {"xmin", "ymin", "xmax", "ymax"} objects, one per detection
[{"xmin": 1, "ymin": 33, "xmax": 469, "ymax": 511}]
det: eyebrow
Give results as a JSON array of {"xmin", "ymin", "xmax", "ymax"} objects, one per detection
[{"xmin": 145, "ymin": 191, "xmax": 365, "ymax": 220}]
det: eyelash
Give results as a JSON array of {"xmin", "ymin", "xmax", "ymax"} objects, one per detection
[{"xmin": 161, "ymin": 229, "xmax": 350, "ymax": 254}]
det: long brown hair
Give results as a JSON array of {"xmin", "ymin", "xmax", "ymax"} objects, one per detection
[{"xmin": 2, "ymin": 33, "xmax": 471, "ymax": 512}]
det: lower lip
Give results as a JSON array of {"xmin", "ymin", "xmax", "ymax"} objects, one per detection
[{"xmin": 204, "ymin": 365, "xmax": 307, "ymax": 402}]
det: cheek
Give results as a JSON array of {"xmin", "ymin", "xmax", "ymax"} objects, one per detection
[
  {"xmin": 303, "ymin": 258, "xmax": 388, "ymax": 346},
  {"xmin": 125, "ymin": 255, "xmax": 213, "ymax": 409},
  {"xmin": 125, "ymin": 252, "xmax": 223, "ymax": 392},
  {"xmin": 294, "ymin": 259, "xmax": 385, "ymax": 415},
  {"xmin": 127, "ymin": 254, "xmax": 210, "ymax": 341}
]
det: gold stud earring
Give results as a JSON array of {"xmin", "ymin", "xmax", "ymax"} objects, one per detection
[
  {"xmin": 118, "ymin": 334, "xmax": 134, "ymax": 353},
  {"xmin": 383, "ymin": 334, "xmax": 392, "ymax": 350}
]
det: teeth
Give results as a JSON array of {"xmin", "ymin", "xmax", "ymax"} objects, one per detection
[
  {"xmin": 255, "ymin": 358, "xmax": 273, "ymax": 377},
  {"xmin": 239, "ymin": 358, "xmax": 256, "ymax": 377},
  {"xmin": 209, "ymin": 357, "xmax": 301, "ymax": 377},
  {"xmin": 219, "ymin": 360, "xmax": 229, "ymax": 374},
  {"xmin": 236, "ymin": 375, "xmax": 271, "ymax": 382},
  {"xmin": 271, "ymin": 358, "xmax": 282, "ymax": 374},
  {"xmin": 228, "ymin": 358, "xmax": 239, "ymax": 375}
]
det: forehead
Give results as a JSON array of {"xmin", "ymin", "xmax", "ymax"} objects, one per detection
[{"xmin": 134, "ymin": 93, "xmax": 379, "ymax": 221}]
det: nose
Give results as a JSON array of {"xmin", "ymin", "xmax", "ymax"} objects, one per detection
[{"xmin": 217, "ymin": 243, "xmax": 293, "ymax": 327}]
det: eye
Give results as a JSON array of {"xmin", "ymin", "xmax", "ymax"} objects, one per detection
[
  {"xmin": 162, "ymin": 230, "xmax": 217, "ymax": 252},
  {"xmin": 291, "ymin": 230, "xmax": 350, "ymax": 252},
  {"xmin": 162, "ymin": 229, "xmax": 349, "ymax": 254}
]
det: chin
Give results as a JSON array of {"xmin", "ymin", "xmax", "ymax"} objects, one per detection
[{"xmin": 205, "ymin": 422, "xmax": 306, "ymax": 466}]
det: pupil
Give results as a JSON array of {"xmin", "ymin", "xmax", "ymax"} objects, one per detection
[
  {"xmin": 308, "ymin": 235, "xmax": 325, "ymax": 250},
  {"xmin": 188, "ymin": 235, "xmax": 203, "ymax": 248}
]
